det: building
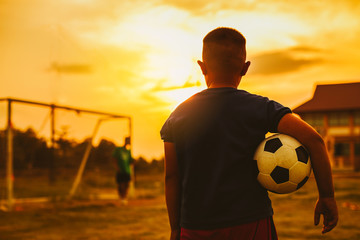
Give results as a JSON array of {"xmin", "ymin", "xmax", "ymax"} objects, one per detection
[{"xmin": 293, "ymin": 82, "xmax": 360, "ymax": 171}]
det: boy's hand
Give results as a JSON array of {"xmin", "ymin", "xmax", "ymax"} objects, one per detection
[{"xmin": 314, "ymin": 197, "xmax": 338, "ymax": 234}]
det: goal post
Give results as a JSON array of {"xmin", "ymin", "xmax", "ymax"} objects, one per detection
[
  {"xmin": 0, "ymin": 97, "xmax": 132, "ymax": 211},
  {"xmin": 5, "ymin": 99, "xmax": 14, "ymax": 211}
]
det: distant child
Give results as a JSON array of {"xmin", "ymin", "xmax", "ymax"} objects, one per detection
[
  {"xmin": 161, "ymin": 27, "xmax": 338, "ymax": 240},
  {"xmin": 113, "ymin": 137, "xmax": 133, "ymax": 205}
]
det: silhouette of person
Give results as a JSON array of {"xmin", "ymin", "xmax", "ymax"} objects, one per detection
[
  {"xmin": 161, "ymin": 27, "xmax": 338, "ymax": 240},
  {"xmin": 113, "ymin": 137, "xmax": 133, "ymax": 205}
]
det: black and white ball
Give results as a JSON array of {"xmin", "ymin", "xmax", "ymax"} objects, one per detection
[{"xmin": 254, "ymin": 134, "xmax": 312, "ymax": 194}]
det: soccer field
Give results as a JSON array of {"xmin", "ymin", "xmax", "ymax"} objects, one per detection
[{"xmin": 0, "ymin": 170, "xmax": 359, "ymax": 240}]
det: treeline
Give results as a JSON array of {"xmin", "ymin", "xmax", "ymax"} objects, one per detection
[{"xmin": 0, "ymin": 128, "xmax": 164, "ymax": 173}]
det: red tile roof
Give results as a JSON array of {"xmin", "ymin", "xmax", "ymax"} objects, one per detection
[{"xmin": 293, "ymin": 82, "xmax": 360, "ymax": 113}]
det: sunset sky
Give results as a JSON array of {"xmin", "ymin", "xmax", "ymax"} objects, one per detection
[{"xmin": 1, "ymin": 0, "xmax": 360, "ymax": 159}]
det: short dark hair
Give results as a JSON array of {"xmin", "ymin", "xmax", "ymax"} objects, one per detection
[{"xmin": 203, "ymin": 27, "xmax": 246, "ymax": 76}]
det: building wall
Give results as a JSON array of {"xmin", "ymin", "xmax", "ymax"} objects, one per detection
[{"xmin": 299, "ymin": 110, "xmax": 360, "ymax": 171}]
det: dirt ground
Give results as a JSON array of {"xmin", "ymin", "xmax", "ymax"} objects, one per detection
[
  {"xmin": 0, "ymin": 171, "xmax": 360, "ymax": 240},
  {"xmin": 0, "ymin": 196, "xmax": 170, "ymax": 240}
]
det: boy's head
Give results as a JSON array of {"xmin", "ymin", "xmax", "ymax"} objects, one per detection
[{"xmin": 198, "ymin": 27, "xmax": 250, "ymax": 86}]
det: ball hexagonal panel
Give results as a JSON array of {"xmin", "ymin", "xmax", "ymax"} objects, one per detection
[
  {"xmin": 270, "ymin": 166, "xmax": 289, "ymax": 184},
  {"xmin": 256, "ymin": 151, "xmax": 277, "ymax": 174},
  {"xmin": 280, "ymin": 134, "xmax": 302, "ymax": 149},
  {"xmin": 264, "ymin": 138, "xmax": 282, "ymax": 153},
  {"xmin": 257, "ymin": 173, "xmax": 278, "ymax": 192},
  {"xmin": 273, "ymin": 145, "xmax": 298, "ymax": 169},
  {"xmin": 289, "ymin": 161, "xmax": 311, "ymax": 183}
]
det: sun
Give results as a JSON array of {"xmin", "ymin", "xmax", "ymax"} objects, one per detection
[
  {"xmin": 143, "ymin": 43, "xmax": 204, "ymax": 110},
  {"xmin": 164, "ymin": 86, "xmax": 204, "ymax": 110}
]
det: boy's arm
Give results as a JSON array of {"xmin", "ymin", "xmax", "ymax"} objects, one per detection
[
  {"xmin": 278, "ymin": 113, "xmax": 338, "ymax": 234},
  {"xmin": 164, "ymin": 142, "xmax": 181, "ymax": 240}
]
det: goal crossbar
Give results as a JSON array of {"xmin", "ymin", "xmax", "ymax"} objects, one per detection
[{"xmin": 0, "ymin": 97, "xmax": 130, "ymax": 118}]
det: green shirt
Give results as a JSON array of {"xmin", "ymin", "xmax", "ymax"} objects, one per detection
[{"xmin": 112, "ymin": 147, "xmax": 133, "ymax": 175}]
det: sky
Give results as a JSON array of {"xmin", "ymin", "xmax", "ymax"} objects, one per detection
[{"xmin": 1, "ymin": 0, "xmax": 360, "ymax": 159}]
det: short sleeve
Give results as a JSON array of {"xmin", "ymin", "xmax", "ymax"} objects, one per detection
[
  {"xmin": 160, "ymin": 117, "xmax": 174, "ymax": 142},
  {"xmin": 266, "ymin": 100, "xmax": 292, "ymax": 133}
]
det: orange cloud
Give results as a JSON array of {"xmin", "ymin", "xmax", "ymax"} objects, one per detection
[{"xmin": 249, "ymin": 47, "xmax": 324, "ymax": 75}]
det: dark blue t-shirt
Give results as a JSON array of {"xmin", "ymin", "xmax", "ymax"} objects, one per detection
[{"xmin": 160, "ymin": 87, "xmax": 292, "ymax": 230}]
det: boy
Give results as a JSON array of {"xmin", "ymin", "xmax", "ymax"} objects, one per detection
[
  {"xmin": 160, "ymin": 27, "xmax": 338, "ymax": 239},
  {"xmin": 113, "ymin": 137, "xmax": 133, "ymax": 205}
]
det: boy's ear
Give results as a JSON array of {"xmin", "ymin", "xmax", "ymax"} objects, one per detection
[
  {"xmin": 241, "ymin": 61, "xmax": 251, "ymax": 76},
  {"xmin": 197, "ymin": 60, "xmax": 207, "ymax": 75}
]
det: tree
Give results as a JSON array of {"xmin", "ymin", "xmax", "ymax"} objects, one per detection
[
  {"xmin": 13, "ymin": 128, "xmax": 48, "ymax": 169},
  {"xmin": 89, "ymin": 139, "xmax": 116, "ymax": 169}
]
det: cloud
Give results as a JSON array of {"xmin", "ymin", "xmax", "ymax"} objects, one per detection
[
  {"xmin": 249, "ymin": 46, "xmax": 324, "ymax": 75},
  {"xmin": 155, "ymin": 0, "xmax": 261, "ymax": 15},
  {"xmin": 151, "ymin": 79, "xmax": 201, "ymax": 92},
  {"xmin": 47, "ymin": 62, "xmax": 92, "ymax": 74}
]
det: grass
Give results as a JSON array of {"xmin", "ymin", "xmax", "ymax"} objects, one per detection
[{"xmin": 0, "ymin": 169, "xmax": 359, "ymax": 239}]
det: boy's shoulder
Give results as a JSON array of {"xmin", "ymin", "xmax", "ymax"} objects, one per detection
[
  {"xmin": 172, "ymin": 88, "xmax": 270, "ymax": 113},
  {"xmin": 236, "ymin": 88, "xmax": 269, "ymax": 100}
]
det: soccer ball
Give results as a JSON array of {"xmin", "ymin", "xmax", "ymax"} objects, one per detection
[{"xmin": 253, "ymin": 134, "xmax": 312, "ymax": 194}]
